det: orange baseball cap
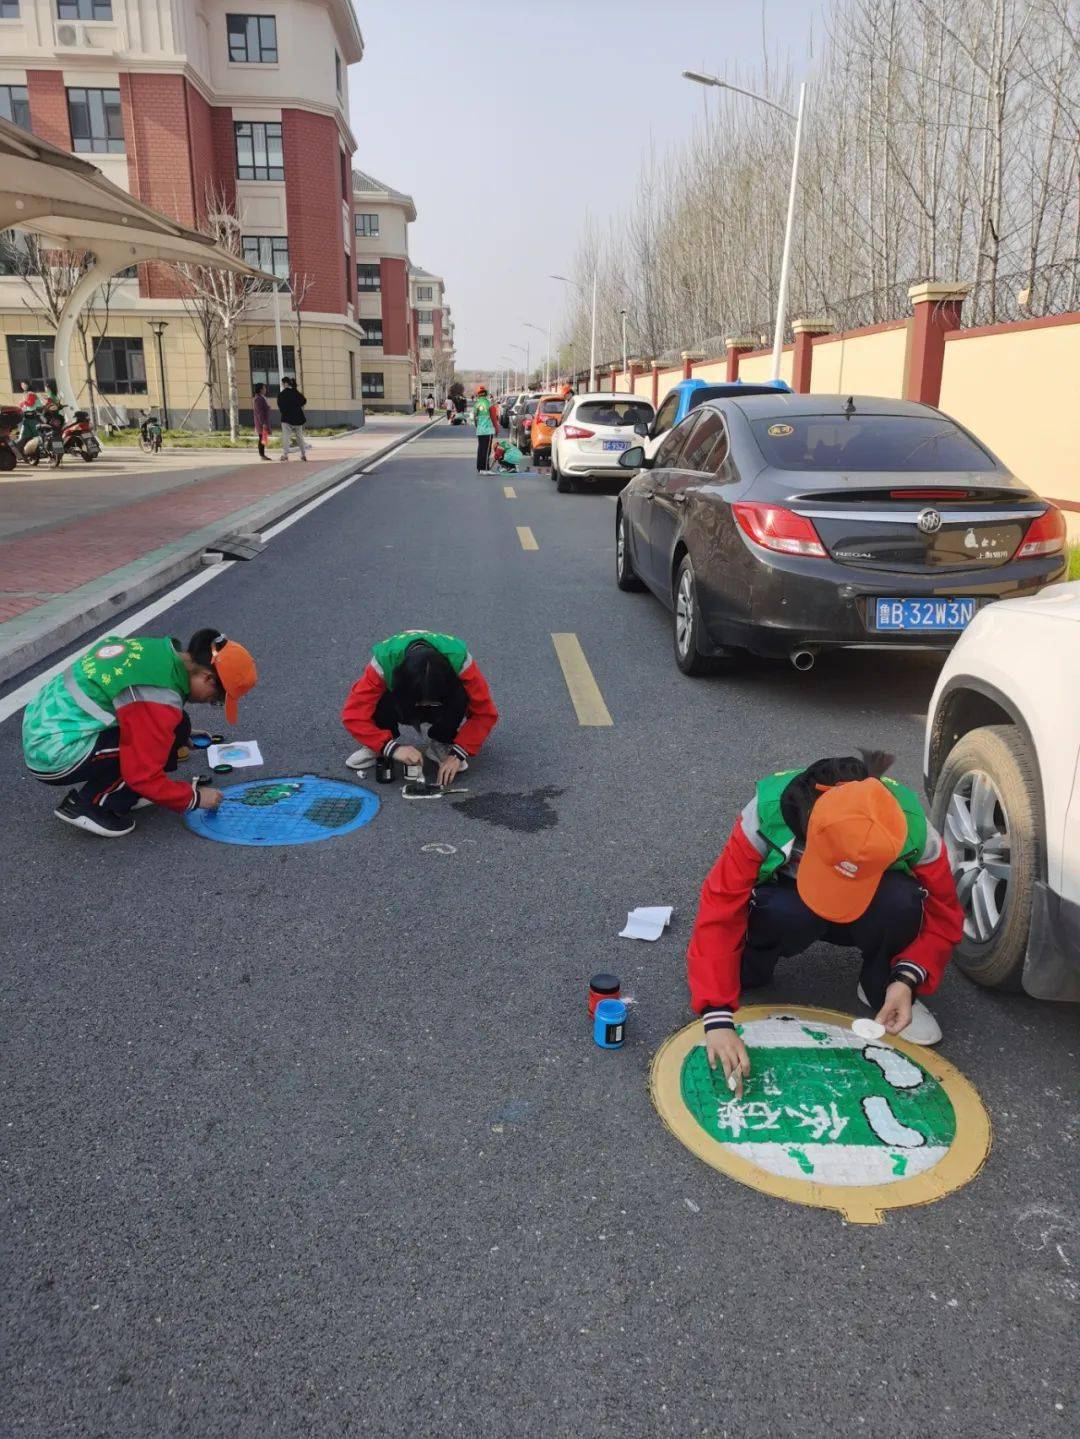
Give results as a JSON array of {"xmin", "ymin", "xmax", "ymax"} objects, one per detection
[
  {"xmin": 210, "ymin": 636, "xmax": 257, "ymax": 724},
  {"xmin": 796, "ymin": 778, "xmax": 907, "ymax": 923}
]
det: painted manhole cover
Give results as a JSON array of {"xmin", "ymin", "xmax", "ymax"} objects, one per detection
[
  {"xmin": 651, "ymin": 1005, "xmax": 990, "ymax": 1224},
  {"xmin": 185, "ymin": 774, "xmax": 380, "ymax": 847}
]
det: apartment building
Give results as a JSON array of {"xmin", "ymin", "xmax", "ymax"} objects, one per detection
[
  {"xmin": 351, "ymin": 169, "xmax": 456, "ymax": 410},
  {"xmin": 0, "ymin": 0, "xmax": 366, "ymax": 427}
]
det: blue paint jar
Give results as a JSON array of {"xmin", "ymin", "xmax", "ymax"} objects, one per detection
[{"xmin": 593, "ymin": 998, "xmax": 627, "ymax": 1049}]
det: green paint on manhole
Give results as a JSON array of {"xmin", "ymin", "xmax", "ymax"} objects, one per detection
[{"xmin": 680, "ymin": 1014, "xmax": 956, "ymax": 1187}]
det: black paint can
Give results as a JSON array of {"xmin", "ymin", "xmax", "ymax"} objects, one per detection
[{"xmin": 375, "ymin": 756, "xmax": 394, "ymax": 784}]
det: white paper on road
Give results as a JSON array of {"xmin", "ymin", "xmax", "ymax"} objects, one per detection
[
  {"xmin": 619, "ymin": 905, "xmax": 674, "ymax": 941},
  {"xmin": 207, "ymin": 740, "xmax": 264, "ymax": 768}
]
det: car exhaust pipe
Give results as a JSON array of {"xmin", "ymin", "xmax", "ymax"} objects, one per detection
[{"xmin": 790, "ymin": 648, "xmax": 817, "ymax": 672}]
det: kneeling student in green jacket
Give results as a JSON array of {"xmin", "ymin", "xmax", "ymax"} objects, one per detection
[{"xmin": 22, "ymin": 629, "xmax": 257, "ymax": 837}]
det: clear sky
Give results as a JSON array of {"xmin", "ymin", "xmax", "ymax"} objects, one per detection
[{"xmin": 349, "ymin": 0, "xmax": 819, "ymax": 371}]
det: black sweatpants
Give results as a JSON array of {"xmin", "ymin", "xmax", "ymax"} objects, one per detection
[
  {"xmin": 373, "ymin": 688, "xmax": 467, "ymax": 748},
  {"xmin": 476, "ymin": 434, "xmax": 493, "ymax": 471},
  {"xmin": 36, "ymin": 714, "xmax": 191, "ymax": 815},
  {"xmin": 741, "ymin": 871, "xmax": 924, "ymax": 1009}
]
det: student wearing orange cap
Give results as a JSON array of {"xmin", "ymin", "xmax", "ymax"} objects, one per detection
[
  {"xmin": 687, "ymin": 752, "xmax": 963, "ymax": 1095},
  {"xmin": 22, "ymin": 628, "xmax": 257, "ymax": 837}
]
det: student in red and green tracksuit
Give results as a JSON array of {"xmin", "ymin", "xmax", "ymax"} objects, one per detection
[
  {"xmin": 687, "ymin": 751, "xmax": 964, "ymax": 1096},
  {"xmin": 22, "ymin": 629, "xmax": 257, "ymax": 837},
  {"xmin": 342, "ymin": 630, "xmax": 498, "ymax": 787}
]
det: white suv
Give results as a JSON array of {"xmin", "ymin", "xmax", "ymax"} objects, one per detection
[
  {"xmin": 924, "ymin": 582, "xmax": 1080, "ymax": 1000},
  {"xmin": 550, "ymin": 393, "xmax": 654, "ymax": 493}
]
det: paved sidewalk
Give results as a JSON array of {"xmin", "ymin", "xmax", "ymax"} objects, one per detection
[{"xmin": 0, "ymin": 414, "xmax": 435, "ymax": 683}]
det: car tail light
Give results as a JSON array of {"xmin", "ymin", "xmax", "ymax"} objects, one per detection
[
  {"xmin": 1017, "ymin": 505, "xmax": 1067, "ymax": 558},
  {"xmin": 732, "ymin": 502, "xmax": 827, "ymax": 558},
  {"xmin": 562, "ymin": 425, "xmax": 595, "ymax": 439},
  {"xmin": 523, "ymin": 417, "xmax": 532, "ymax": 428}
]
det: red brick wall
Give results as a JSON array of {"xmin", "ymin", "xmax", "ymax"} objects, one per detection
[
  {"xmin": 26, "ymin": 71, "xmax": 70, "ymax": 150},
  {"xmin": 208, "ymin": 106, "xmax": 238, "ymax": 210},
  {"xmin": 185, "ymin": 81, "xmax": 222, "ymax": 221},
  {"xmin": 380, "ymin": 258, "xmax": 409, "ymax": 354},
  {"xmin": 282, "ymin": 109, "xmax": 350, "ymax": 313}
]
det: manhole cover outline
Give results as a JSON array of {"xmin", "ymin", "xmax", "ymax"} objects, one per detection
[
  {"xmin": 184, "ymin": 773, "xmax": 380, "ymax": 847},
  {"xmin": 650, "ymin": 1004, "xmax": 991, "ymax": 1224}
]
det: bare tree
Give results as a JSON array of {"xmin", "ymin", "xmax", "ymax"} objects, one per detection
[
  {"xmin": 287, "ymin": 271, "xmax": 315, "ymax": 390},
  {"xmin": 172, "ymin": 186, "xmax": 265, "ymax": 440}
]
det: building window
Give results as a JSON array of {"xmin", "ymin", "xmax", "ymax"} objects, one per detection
[
  {"xmin": 419, "ymin": 335, "xmax": 433, "ymax": 349},
  {"xmin": 356, "ymin": 263, "xmax": 380, "ymax": 292},
  {"xmin": 335, "ymin": 50, "xmax": 343, "ymax": 96},
  {"xmin": 0, "ymin": 1, "xmax": 20, "ymax": 16},
  {"xmin": 241, "ymin": 234, "xmax": 289, "ymax": 280},
  {"xmin": 416, "ymin": 285, "xmax": 433, "ymax": 301},
  {"xmin": 361, "ymin": 371, "xmax": 384, "ymax": 399},
  {"xmin": 359, "ymin": 320, "xmax": 382, "ymax": 347},
  {"xmin": 93, "ymin": 337, "xmax": 147, "ymax": 394},
  {"xmin": 67, "ymin": 87, "xmax": 124, "ymax": 154},
  {"xmin": 235, "ymin": 120, "xmax": 284, "ymax": 181},
  {"xmin": 417, "ymin": 309, "xmax": 434, "ymax": 323},
  {"xmin": 249, "ymin": 343, "xmax": 295, "ymax": 398},
  {"xmin": 0, "ymin": 85, "xmax": 30, "ymax": 130},
  {"xmin": 227, "ymin": 14, "xmax": 278, "ymax": 63},
  {"xmin": 57, "ymin": 1, "xmax": 113, "ymax": 17},
  {"xmin": 7, "ymin": 335, "xmax": 55, "ymax": 391},
  {"xmin": 355, "ymin": 212, "xmax": 379, "ymax": 238},
  {"xmin": 348, "ymin": 350, "xmax": 356, "ymax": 399}
]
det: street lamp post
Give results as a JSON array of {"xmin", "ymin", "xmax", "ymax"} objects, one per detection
[
  {"xmin": 500, "ymin": 355, "xmax": 516, "ymax": 389},
  {"xmin": 551, "ymin": 273, "xmax": 597, "ymax": 391},
  {"xmin": 510, "ymin": 341, "xmax": 529, "ymax": 387},
  {"xmin": 619, "ymin": 309, "xmax": 628, "ymax": 384},
  {"xmin": 149, "ymin": 319, "xmax": 169, "ymax": 429},
  {"xmin": 523, "ymin": 320, "xmax": 550, "ymax": 389},
  {"xmin": 682, "ymin": 70, "xmax": 806, "ymax": 383}
]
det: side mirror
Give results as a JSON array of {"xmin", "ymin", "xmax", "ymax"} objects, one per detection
[
  {"xmin": 634, "ymin": 422, "xmax": 649, "ymax": 436},
  {"xmin": 618, "ymin": 445, "xmax": 646, "ymax": 469}
]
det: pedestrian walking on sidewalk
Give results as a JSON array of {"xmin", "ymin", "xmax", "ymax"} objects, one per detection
[
  {"xmin": 342, "ymin": 630, "xmax": 498, "ymax": 787},
  {"xmin": 22, "ymin": 629, "xmax": 257, "ymax": 838},
  {"xmin": 686, "ymin": 750, "xmax": 963, "ymax": 1095},
  {"xmin": 253, "ymin": 381, "xmax": 273, "ymax": 460},
  {"xmin": 277, "ymin": 375, "xmax": 309, "ymax": 461},
  {"xmin": 472, "ymin": 386, "xmax": 499, "ymax": 471}
]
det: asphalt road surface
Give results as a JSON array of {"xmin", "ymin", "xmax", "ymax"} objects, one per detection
[{"xmin": 3, "ymin": 422, "xmax": 1077, "ymax": 1438}]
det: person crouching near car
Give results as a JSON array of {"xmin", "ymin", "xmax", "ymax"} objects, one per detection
[
  {"xmin": 22, "ymin": 629, "xmax": 257, "ymax": 838},
  {"xmin": 687, "ymin": 750, "xmax": 963, "ymax": 1096},
  {"xmin": 342, "ymin": 630, "xmax": 497, "ymax": 787}
]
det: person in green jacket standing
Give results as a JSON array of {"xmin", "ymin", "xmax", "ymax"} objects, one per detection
[{"xmin": 472, "ymin": 386, "xmax": 500, "ymax": 472}]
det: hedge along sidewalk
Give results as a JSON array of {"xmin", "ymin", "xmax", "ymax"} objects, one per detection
[{"xmin": 0, "ymin": 415, "xmax": 438, "ymax": 686}]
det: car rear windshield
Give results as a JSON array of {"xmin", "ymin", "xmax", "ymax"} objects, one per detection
[
  {"xmin": 538, "ymin": 401, "xmax": 564, "ymax": 416},
  {"xmin": 576, "ymin": 400, "xmax": 654, "ymax": 427},
  {"xmin": 750, "ymin": 415, "xmax": 997, "ymax": 472},
  {"xmin": 525, "ymin": 399, "xmax": 539, "ymax": 414}
]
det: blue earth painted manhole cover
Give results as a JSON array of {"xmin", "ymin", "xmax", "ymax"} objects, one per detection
[{"xmin": 185, "ymin": 774, "xmax": 380, "ymax": 847}]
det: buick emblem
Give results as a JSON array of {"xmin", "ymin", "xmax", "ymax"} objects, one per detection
[{"xmin": 917, "ymin": 508, "xmax": 943, "ymax": 535}]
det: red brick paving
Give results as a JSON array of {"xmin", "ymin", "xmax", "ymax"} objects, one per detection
[{"xmin": 0, "ymin": 458, "xmax": 343, "ymax": 620}]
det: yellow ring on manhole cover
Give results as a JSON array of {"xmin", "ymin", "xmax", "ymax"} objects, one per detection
[{"xmin": 650, "ymin": 1005, "xmax": 991, "ymax": 1224}]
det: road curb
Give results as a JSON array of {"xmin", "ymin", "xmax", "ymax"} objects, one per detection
[{"xmin": 0, "ymin": 419, "xmax": 438, "ymax": 687}]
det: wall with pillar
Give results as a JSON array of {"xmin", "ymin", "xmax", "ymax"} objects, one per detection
[
  {"xmin": 737, "ymin": 347, "xmax": 794, "ymax": 385},
  {"xmin": 809, "ymin": 323, "xmax": 910, "ymax": 399}
]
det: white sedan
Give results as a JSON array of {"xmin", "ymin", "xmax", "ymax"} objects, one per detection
[
  {"xmin": 550, "ymin": 393, "xmax": 655, "ymax": 493},
  {"xmin": 923, "ymin": 581, "xmax": 1080, "ymax": 1000}
]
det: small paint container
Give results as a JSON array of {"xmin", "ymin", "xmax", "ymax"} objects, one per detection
[
  {"xmin": 375, "ymin": 756, "xmax": 394, "ymax": 784},
  {"xmin": 588, "ymin": 972, "xmax": 621, "ymax": 1017},
  {"xmin": 212, "ymin": 763, "xmax": 233, "ymax": 774},
  {"xmin": 191, "ymin": 734, "xmax": 212, "ymax": 750},
  {"xmin": 593, "ymin": 998, "xmax": 627, "ymax": 1049}
]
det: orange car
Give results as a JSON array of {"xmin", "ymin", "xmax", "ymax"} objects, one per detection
[{"xmin": 528, "ymin": 393, "xmax": 567, "ymax": 463}]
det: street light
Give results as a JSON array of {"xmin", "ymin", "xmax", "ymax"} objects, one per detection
[
  {"xmin": 149, "ymin": 319, "xmax": 169, "ymax": 429},
  {"xmin": 523, "ymin": 320, "xmax": 550, "ymax": 389},
  {"xmin": 551, "ymin": 273, "xmax": 597, "ymax": 391},
  {"xmin": 618, "ymin": 309, "xmax": 628, "ymax": 382},
  {"xmin": 509, "ymin": 341, "xmax": 529, "ymax": 388},
  {"xmin": 500, "ymin": 355, "xmax": 516, "ymax": 390},
  {"xmin": 682, "ymin": 69, "xmax": 806, "ymax": 383}
]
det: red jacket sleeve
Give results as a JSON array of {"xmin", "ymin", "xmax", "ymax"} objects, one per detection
[
  {"xmin": 453, "ymin": 660, "xmax": 499, "ymax": 756},
  {"xmin": 686, "ymin": 819, "xmax": 763, "ymax": 1014},
  {"xmin": 341, "ymin": 664, "xmax": 393, "ymax": 754},
  {"xmin": 116, "ymin": 701, "xmax": 197, "ymax": 812},
  {"xmin": 895, "ymin": 848, "xmax": 963, "ymax": 994}
]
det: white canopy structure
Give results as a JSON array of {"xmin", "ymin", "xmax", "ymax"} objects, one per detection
[{"xmin": 0, "ymin": 115, "xmax": 270, "ymax": 407}]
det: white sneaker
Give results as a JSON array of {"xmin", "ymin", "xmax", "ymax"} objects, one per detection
[
  {"xmin": 132, "ymin": 796, "xmax": 154, "ymax": 810},
  {"xmin": 345, "ymin": 744, "xmax": 377, "ymax": 771},
  {"xmin": 857, "ymin": 984, "xmax": 942, "ymax": 1046}
]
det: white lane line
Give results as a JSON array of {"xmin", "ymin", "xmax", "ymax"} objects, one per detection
[{"xmin": 0, "ymin": 423, "xmax": 432, "ymax": 725}]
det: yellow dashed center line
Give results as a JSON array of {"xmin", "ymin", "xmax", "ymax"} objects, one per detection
[
  {"xmin": 551, "ymin": 633, "xmax": 613, "ymax": 726},
  {"xmin": 516, "ymin": 525, "xmax": 539, "ymax": 551},
  {"xmin": 503, "ymin": 484, "xmax": 517, "ymax": 498}
]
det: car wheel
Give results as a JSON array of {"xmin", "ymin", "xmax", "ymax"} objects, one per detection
[
  {"xmin": 673, "ymin": 554, "xmax": 714, "ymax": 675},
  {"xmin": 556, "ymin": 467, "xmax": 575, "ymax": 493},
  {"xmin": 616, "ymin": 509, "xmax": 645, "ymax": 591},
  {"xmin": 550, "ymin": 451, "xmax": 561, "ymax": 484},
  {"xmin": 930, "ymin": 723, "xmax": 1040, "ymax": 990}
]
